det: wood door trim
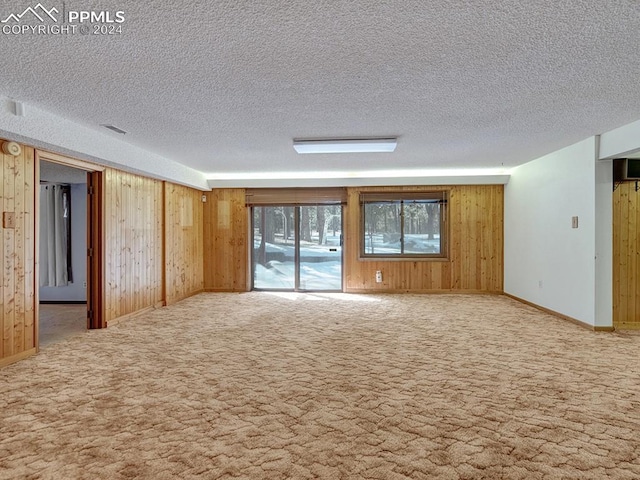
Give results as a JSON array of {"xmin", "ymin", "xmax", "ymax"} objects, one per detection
[
  {"xmin": 36, "ymin": 150, "xmax": 105, "ymax": 172},
  {"xmin": 87, "ymin": 171, "xmax": 105, "ymax": 329},
  {"xmin": 35, "ymin": 150, "xmax": 106, "ymax": 330},
  {"xmin": 34, "ymin": 150, "xmax": 40, "ymax": 352}
]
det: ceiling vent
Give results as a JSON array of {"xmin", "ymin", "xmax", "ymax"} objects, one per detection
[{"xmin": 101, "ymin": 124, "xmax": 127, "ymax": 135}]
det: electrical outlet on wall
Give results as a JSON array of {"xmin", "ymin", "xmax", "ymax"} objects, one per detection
[
  {"xmin": 375, "ymin": 271, "xmax": 383, "ymax": 283},
  {"xmin": 83, "ymin": 281, "xmax": 87, "ymax": 288}
]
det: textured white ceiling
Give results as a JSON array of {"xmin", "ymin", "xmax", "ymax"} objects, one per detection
[{"xmin": 1, "ymin": 0, "xmax": 640, "ymax": 181}]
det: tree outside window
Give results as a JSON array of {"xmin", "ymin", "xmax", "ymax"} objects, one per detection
[{"xmin": 361, "ymin": 192, "xmax": 447, "ymax": 258}]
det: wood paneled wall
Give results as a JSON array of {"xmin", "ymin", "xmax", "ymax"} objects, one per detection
[
  {"xmin": 613, "ymin": 181, "xmax": 640, "ymax": 329},
  {"xmin": 104, "ymin": 168, "xmax": 164, "ymax": 324},
  {"xmin": 203, "ymin": 189, "xmax": 248, "ymax": 291},
  {"xmin": 201, "ymin": 185, "xmax": 503, "ymax": 293},
  {"xmin": 164, "ymin": 183, "xmax": 204, "ymax": 304},
  {"xmin": 1, "ymin": 143, "xmax": 207, "ymax": 365},
  {"xmin": 0, "ymin": 142, "xmax": 36, "ymax": 366},
  {"xmin": 345, "ymin": 185, "xmax": 504, "ymax": 293}
]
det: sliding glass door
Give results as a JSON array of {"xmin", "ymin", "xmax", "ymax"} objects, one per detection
[
  {"xmin": 253, "ymin": 207, "xmax": 296, "ymax": 289},
  {"xmin": 298, "ymin": 206, "xmax": 342, "ymax": 290},
  {"xmin": 252, "ymin": 205, "xmax": 342, "ymax": 291}
]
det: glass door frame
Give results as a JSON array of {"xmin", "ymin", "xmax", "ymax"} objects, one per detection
[{"xmin": 251, "ymin": 204, "xmax": 344, "ymax": 292}]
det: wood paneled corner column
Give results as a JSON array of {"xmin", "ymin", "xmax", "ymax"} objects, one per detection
[
  {"xmin": 103, "ymin": 169, "xmax": 164, "ymax": 324},
  {"xmin": 164, "ymin": 182, "xmax": 205, "ymax": 305},
  {"xmin": 203, "ymin": 188, "xmax": 249, "ymax": 292},
  {"xmin": 613, "ymin": 181, "xmax": 640, "ymax": 329}
]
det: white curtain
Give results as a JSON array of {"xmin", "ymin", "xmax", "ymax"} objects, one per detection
[{"xmin": 39, "ymin": 184, "xmax": 71, "ymax": 287}]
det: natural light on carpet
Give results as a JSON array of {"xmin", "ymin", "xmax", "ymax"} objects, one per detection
[{"xmin": 264, "ymin": 292, "xmax": 382, "ymax": 302}]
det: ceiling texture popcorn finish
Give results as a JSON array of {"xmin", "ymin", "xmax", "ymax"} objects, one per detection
[{"xmin": 0, "ymin": 0, "xmax": 639, "ymax": 183}]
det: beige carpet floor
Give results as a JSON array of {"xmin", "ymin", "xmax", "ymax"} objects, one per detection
[
  {"xmin": 38, "ymin": 304, "xmax": 87, "ymax": 347},
  {"xmin": 1, "ymin": 292, "xmax": 640, "ymax": 479}
]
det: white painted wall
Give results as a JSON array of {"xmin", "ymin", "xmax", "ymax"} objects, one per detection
[
  {"xmin": 39, "ymin": 183, "xmax": 87, "ymax": 302},
  {"xmin": 594, "ymin": 158, "xmax": 613, "ymax": 328},
  {"xmin": 504, "ymin": 138, "xmax": 599, "ymax": 325},
  {"xmin": 597, "ymin": 119, "xmax": 640, "ymax": 327},
  {"xmin": 599, "ymin": 118, "xmax": 640, "ymax": 159},
  {"xmin": 0, "ymin": 97, "xmax": 209, "ymax": 190}
]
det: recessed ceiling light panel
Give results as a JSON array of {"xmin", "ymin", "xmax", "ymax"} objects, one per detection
[{"xmin": 293, "ymin": 138, "xmax": 397, "ymax": 154}]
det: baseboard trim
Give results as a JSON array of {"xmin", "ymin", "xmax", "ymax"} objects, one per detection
[
  {"xmin": 107, "ymin": 291, "xmax": 208, "ymax": 326},
  {"xmin": 165, "ymin": 289, "xmax": 205, "ymax": 306},
  {"xmin": 203, "ymin": 288, "xmax": 504, "ymax": 295},
  {"xmin": 504, "ymin": 293, "xmax": 615, "ymax": 332},
  {"xmin": 203, "ymin": 288, "xmax": 248, "ymax": 293},
  {"xmin": 594, "ymin": 326, "xmax": 616, "ymax": 332},
  {"xmin": 611, "ymin": 322, "xmax": 640, "ymax": 331},
  {"xmin": 345, "ymin": 289, "xmax": 504, "ymax": 295},
  {"xmin": 0, "ymin": 348, "xmax": 37, "ymax": 368},
  {"xmin": 106, "ymin": 305, "xmax": 156, "ymax": 327}
]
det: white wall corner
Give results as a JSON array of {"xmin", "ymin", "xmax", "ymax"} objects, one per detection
[
  {"xmin": 504, "ymin": 137, "xmax": 598, "ymax": 325},
  {"xmin": 599, "ymin": 118, "xmax": 640, "ymax": 159},
  {"xmin": 594, "ymin": 152, "xmax": 613, "ymax": 328}
]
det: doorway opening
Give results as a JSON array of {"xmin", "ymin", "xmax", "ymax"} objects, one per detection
[
  {"xmin": 36, "ymin": 153, "xmax": 104, "ymax": 349},
  {"xmin": 38, "ymin": 161, "xmax": 87, "ymax": 346},
  {"xmin": 252, "ymin": 205, "xmax": 343, "ymax": 291}
]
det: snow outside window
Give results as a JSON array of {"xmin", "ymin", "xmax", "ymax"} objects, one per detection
[{"xmin": 360, "ymin": 192, "xmax": 448, "ymax": 259}]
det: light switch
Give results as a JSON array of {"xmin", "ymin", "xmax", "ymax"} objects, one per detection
[
  {"xmin": 571, "ymin": 216, "xmax": 579, "ymax": 229},
  {"xmin": 3, "ymin": 211, "xmax": 16, "ymax": 229}
]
